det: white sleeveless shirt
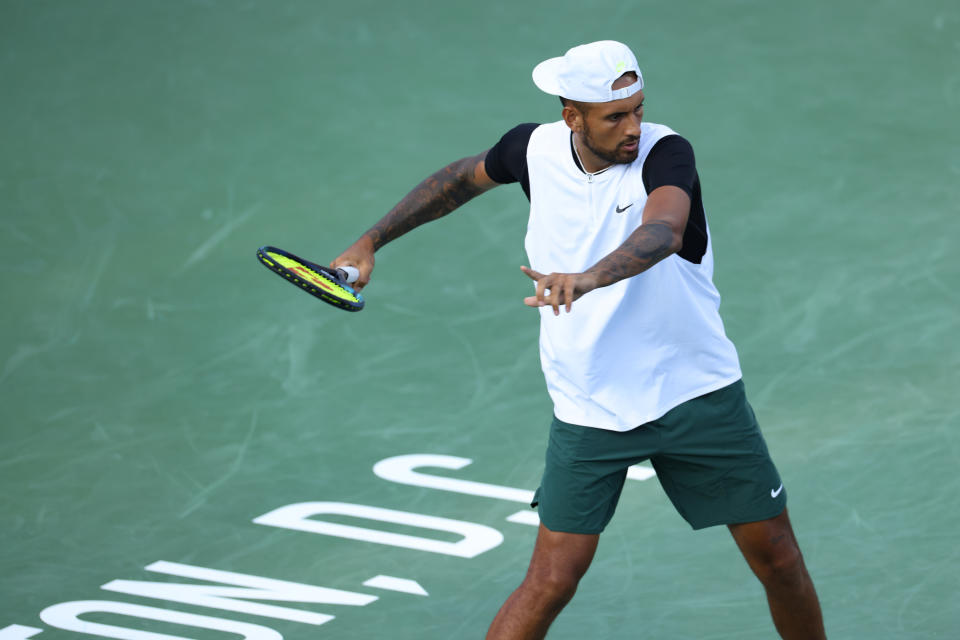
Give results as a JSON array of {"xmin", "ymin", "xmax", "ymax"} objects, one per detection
[{"xmin": 524, "ymin": 120, "xmax": 742, "ymax": 431}]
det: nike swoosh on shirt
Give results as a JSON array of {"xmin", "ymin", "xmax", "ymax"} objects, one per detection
[
  {"xmin": 615, "ymin": 203, "xmax": 633, "ymax": 213},
  {"xmin": 771, "ymin": 484, "xmax": 784, "ymax": 498}
]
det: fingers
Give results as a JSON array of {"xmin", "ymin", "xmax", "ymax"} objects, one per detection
[
  {"xmin": 522, "ymin": 270, "xmax": 582, "ymax": 316},
  {"xmin": 331, "ymin": 258, "xmax": 372, "ymax": 291},
  {"xmin": 353, "ymin": 267, "xmax": 372, "ymax": 292},
  {"xmin": 535, "ymin": 274, "xmax": 550, "ymax": 311},
  {"xmin": 522, "ymin": 266, "xmax": 558, "ymax": 314},
  {"xmin": 522, "ymin": 266, "xmax": 567, "ymax": 313},
  {"xmin": 562, "ymin": 276, "xmax": 575, "ymax": 313},
  {"xmin": 548, "ymin": 279, "xmax": 561, "ymax": 316},
  {"xmin": 331, "ymin": 235, "xmax": 376, "ymax": 292},
  {"xmin": 520, "ymin": 265, "xmax": 545, "ymax": 281}
]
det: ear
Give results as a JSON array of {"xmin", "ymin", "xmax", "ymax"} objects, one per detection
[{"xmin": 561, "ymin": 105, "xmax": 583, "ymax": 133}]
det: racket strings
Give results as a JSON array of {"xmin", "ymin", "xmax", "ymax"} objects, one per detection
[
  {"xmin": 257, "ymin": 246, "xmax": 364, "ymax": 312},
  {"xmin": 268, "ymin": 252, "xmax": 360, "ymax": 303}
]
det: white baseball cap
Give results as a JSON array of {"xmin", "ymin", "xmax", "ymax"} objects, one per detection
[{"xmin": 532, "ymin": 40, "xmax": 644, "ymax": 103}]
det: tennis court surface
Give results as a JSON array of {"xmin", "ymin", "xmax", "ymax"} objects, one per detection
[{"xmin": 2, "ymin": 1, "xmax": 958, "ymax": 638}]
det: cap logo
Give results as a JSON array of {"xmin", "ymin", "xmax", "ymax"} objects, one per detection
[{"xmin": 615, "ymin": 61, "xmax": 626, "ymax": 73}]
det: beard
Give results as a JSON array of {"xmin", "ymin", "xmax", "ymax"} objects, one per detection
[{"xmin": 581, "ymin": 125, "xmax": 640, "ymax": 165}]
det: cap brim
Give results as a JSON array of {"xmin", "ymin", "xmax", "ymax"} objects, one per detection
[{"xmin": 532, "ymin": 56, "xmax": 566, "ymax": 96}]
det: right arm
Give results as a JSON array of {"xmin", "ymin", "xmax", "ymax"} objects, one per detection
[{"xmin": 331, "ymin": 150, "xmax": 499, "ymax": 291}]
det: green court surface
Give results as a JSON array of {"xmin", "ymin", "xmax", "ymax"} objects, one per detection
[{"xmin": 2, "ymin": 1, "xmax": 959, "ymax": 638}]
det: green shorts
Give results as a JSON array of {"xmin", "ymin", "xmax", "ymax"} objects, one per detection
[{"xmin": 532, "ymin": 380, "xmax": 786, "ymax": 533}]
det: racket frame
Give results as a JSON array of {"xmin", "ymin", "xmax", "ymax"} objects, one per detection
[{"xmin": 256, "ymin": 246, "xmax": 364, "ymax": 312}]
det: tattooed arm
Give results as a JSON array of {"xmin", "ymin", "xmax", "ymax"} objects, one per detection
[
  {"xmin": 586, "ymin": 185, "xmax": 688, "ymax": 286},
  {"xmin": 522, "ymin": 185, "xmax": 690, "ymax": 315},
  {"xmin": 331, "ymin": 151, "xmax": 499, "ymax": 291}
]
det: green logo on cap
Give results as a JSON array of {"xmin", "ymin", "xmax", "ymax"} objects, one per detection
[{"xmin": 615, "ymin": 61, "xmax": 626, "ymax": 73}]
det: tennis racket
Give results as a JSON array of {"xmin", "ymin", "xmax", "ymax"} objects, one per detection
[{"xmin": 256, "ymin": 246, "xmax": 364, "ymax": 312}]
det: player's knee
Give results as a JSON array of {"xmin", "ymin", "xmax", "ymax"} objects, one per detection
[
  {"xmin": 523, "ymin": 568, "xmax": 581, "ymax": 607},
  {"xmin": 754, "ymin": 542, "xmax": 805, "ymax": 588}
]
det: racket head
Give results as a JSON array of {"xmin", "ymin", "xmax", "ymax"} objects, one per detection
[{"xmin": 257, "ymin": 246, "xmax": 364, "ymax": 312}]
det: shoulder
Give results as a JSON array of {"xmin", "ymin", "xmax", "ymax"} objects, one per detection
[
  {"xmin": 640, "ymin": 123, "xmax": 687, "ymax": 151},
  {"xmin": 642, "ymin": 122, "xmax": 678, "ymax": 137},
  {"xmin": 489, "ymin": 122, "xmax": 542, "ymax": 156},
  {"xmin": 503, "ymin": 121, "xmax": 568, "ymax": 150},
  {"xmin": 649, "ymin": 134, "xmax": 694, "ymax": 162},
  {"xmin": 485, "ymin": 122, "xmax": 542, "ymax": 186},
  {"xmin": 640, "ymin": 123, "xmax": 694, "ymax": 164},
  {"xmin": 642, "ymin": 131, "xmax": 698, "ymax": 196},
  {"xmin": 498, "ymin": 122, "xmax": 539, "ymax": 146},
  {"xmin": 528, "ymin": 120, "xmax": 570, "ymax": 154}
]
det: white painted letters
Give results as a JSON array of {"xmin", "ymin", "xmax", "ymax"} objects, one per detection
[
  {"xmin": 373, "ymin": 455, "xmax": 535, "ymax": 503},
  {"xmin": 362, "ymin": 575, "xmax": 428, "ymax": 596},
  {"xmin": 627, "ymin": 465, "xmax": 656, "ymax": 481},
  {"xmin": 39, "ymin": 600, "xmax": 282, "ymax": 639},
  {"xmin": 373, "ymin": 454, "xmax": 655, "ymax": 505},
  {"xmin": 101, "ymin": 561, "xmax": 377, "ymax": 626},
  {"xmin": 0, "ymin": 626, "xmax": 43, "ymax": 639},
  {"xmin": 253, "ymin": 501, "xmax": 503, "ymax": 558}
]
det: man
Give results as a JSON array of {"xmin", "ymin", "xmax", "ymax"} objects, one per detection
[{"xmin": 332, "ymin": 41, "xmax": 826, "ymax": 640}]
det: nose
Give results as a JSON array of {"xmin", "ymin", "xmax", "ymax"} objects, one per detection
[{"xmin": 626, "ymin": 112, "xmax": 642, "ymax": 137}]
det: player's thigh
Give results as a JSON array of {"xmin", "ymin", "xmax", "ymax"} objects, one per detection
[
  {"xmin": 534, "ymin": 416, "xmax": 657, "ymax": 534},
  {"xmin": 651, "ymin": 380, "xmax": 786, "ymax": 529}
]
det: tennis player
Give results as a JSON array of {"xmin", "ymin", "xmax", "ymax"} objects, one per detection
[{"xmin": 332, "ymin": 40, "xmax": 826, "ymax": 640}]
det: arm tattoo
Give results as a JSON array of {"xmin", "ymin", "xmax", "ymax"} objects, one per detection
[
  {"xmin": 586, "ymin": 221, "xmax": 678, "ymax": 287},
  {"xmin": 365, "ymin": 153, "xmax": 488, "ymax": 250}
]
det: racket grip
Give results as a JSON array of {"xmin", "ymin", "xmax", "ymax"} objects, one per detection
[{"xmin": 336, "ymin": 266, "xmax": 360, "ymax": 284}]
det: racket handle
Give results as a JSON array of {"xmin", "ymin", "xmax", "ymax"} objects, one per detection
[{"xmin": 335, "ymin": 266, "xmax": 360, "ymax": 284}]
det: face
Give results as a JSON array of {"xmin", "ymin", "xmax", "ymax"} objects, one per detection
[
  {"xmin": 562, "ymin": 71, "xmax": 645, "ymax": 169},
  {"xmin": 580, "ymin": 89, "xmax": 645, "ymax": 165}
]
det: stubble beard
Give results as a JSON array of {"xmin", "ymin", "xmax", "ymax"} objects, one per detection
[{"xmin": 581, "ymin": 125, "xmax": 640, "ymax": 166}]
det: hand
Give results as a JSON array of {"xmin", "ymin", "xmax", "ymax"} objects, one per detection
[
  {"xmin": 520, "ymin": 266, "xmax": 598, "ymax": 316},
  {"xmin": 331, "ymin": 235, "xmax": 375, "ymax": 291}
]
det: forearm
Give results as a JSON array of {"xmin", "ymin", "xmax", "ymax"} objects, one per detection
[
  {"xmin": 363, "ymin": 153, "xmax": 489, "ymax": 251},
  {"xmin": 585, "ymin": 221, "xmax": 681, "ymax": 288}
]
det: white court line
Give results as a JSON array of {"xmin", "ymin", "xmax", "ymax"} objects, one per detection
[{"xmin": 363, "ymin": 575, "xmax": 428, "ymax": 596}]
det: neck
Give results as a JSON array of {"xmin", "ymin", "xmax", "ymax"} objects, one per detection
[{"xmin": 572, "ymin": 134, "xmax": 612, "ymax": 174}]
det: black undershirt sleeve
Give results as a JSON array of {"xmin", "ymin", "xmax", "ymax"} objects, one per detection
[
  {"xmin": 642, "ymin": 135, "xmax": 708, "ymax": 264},
  {"xmin": 484, "ymin": 123, "xmax": 538, "ymax": 198},
  {"xmin": 642, "ymin": 135, "xmax": 697, "ymax": 197}
]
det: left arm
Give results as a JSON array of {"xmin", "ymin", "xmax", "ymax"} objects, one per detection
[{"xmin": 523, "ymin": 185, "xmax": 691, "ymax": 314}]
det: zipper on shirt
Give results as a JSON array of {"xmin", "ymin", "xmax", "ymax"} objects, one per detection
[
  {"xmin": 570, "ymin": 132, "xmax": 607, "ymax": 225},
  {"xmin": 586, "ymin": 173, "xmax": 599, "ymax": 226}
]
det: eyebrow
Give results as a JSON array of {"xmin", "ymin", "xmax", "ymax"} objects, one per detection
[{"xmin": 606, "ymin": 101, "xmax": 645, "ymax": 118}]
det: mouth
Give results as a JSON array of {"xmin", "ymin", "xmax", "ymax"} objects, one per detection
[{"xmin": 620, "ymin": 139, "xmax": 640, "ymax": 153}]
